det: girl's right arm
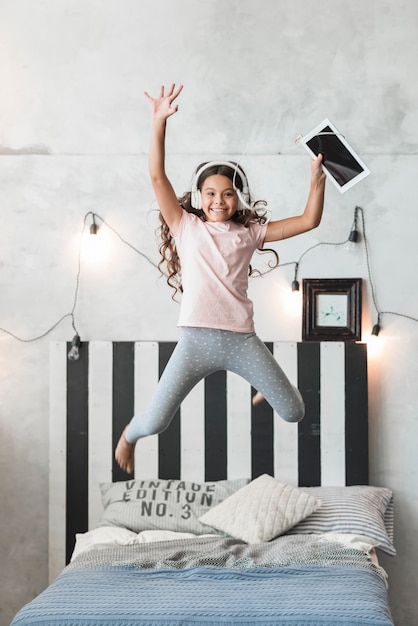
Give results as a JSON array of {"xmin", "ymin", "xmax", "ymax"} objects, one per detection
[{"xmin": 144, "ymin": 84, "xmax": 184, "ymax": 233}]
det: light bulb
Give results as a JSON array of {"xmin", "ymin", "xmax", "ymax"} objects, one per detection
[
  {"xmin": 291, "ymin": 279, "xmax": 300, "ymax": 292},
  {"xmin": 68, "ymin": 335, "xmax": 81, "ymax": 361},
  {"xmin": 371, "ymin": 323, "xmax": 380, "ymax": 337},
  {"xmin": 80, "ymin": 221, "xmax": 110, "ymax": 264},
  {"xmin": 349, "ymin": 229, "xmax": 359, "ymax": 243},
  {"xmin": 287, "ymin": 287, "xmax": 302, "ymax": 317},
  {"xmin": 346, "ymin": 229, "xmax": 360, "ymax": 252}
]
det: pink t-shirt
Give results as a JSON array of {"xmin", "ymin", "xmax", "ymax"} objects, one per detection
[{"xmin": 173, "ymin": 211, "xmax": 267, "ymax": 333}]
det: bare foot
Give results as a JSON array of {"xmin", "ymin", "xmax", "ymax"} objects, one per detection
[
  {"xmin": 252, "ymin": 391, "xmax": 265, "ymax": 406},
  {"xmin": 115, "ymin": 427, "xmax": 135, "ymax": 474}
]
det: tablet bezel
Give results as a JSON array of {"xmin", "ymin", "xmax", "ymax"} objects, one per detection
[{"xmin": 300, "ymin": 118, "xmax": 370, "ymax": 193}]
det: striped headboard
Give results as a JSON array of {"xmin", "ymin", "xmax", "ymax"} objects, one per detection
[{"xmin": 49, "ymin": 340, "xmax": 368, "ymax": 580}]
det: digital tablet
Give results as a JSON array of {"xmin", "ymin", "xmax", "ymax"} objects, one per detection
[{"xmin": 300, "ymin": 118, "xmax": 370, "ymax": 193}]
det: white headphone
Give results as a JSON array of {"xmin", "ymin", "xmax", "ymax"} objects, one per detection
[{"xmin": 190, "ymin": 161, "xmax": 250, "ymax": 211}]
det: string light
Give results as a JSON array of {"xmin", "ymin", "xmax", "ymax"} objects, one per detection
[
  {"xmin": 82, "ymin": 212, "xmax": 109, "ymax": 264},
  {"xmin": 90, "ymin": 214, "xmax": 99, "ymax": 235},
  {"xmin": 348, "ymin": 206, "xmax": 360, "ymax": 243},
  {"xmin": 67, "ymin": 335, "xmax": 81, "ymax": 360},
  {"xmin": 1, "ymin": 207, "xmax": 417, "ymax": 349},
  {"xmin": 346, "ymin": 205, "xmax": 360, "ymax": 251},
  {"xmin": 371, "ymin": 321, "xmax": 381, "ymax": 337},
  {"xmin": 291, "ymin": 263, "xmax": 300, "ymax": 291},
  {"xmin": 349, "ymin": 228, "xmax": 359, "ymax": 243}
]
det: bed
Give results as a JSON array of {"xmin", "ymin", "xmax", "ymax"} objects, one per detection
[{"xmin": 11, "ymin": 341, "xmax": 395, "ymax": 626}]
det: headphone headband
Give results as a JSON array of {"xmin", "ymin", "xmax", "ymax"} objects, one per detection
[{"xmin": 190, "ymin": 160, "xmax": 250, "ymax": 211}]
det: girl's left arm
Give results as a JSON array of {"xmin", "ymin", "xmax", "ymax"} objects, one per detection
[{"xmin": 265, "ymin": 154, "xmax": 326, "ymax": 242}]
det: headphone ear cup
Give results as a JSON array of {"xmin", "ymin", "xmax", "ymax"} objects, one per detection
[
  {"xmin": 236, "ymin": 189, "xmax": 250, "ymax": 211},
  {"xmin": 190, "ymin": 185, "xmax": 202, "ymax": 211},
  {"xmin": 190, "ymin": 188, "xmax": 201, "ymax": 210}
]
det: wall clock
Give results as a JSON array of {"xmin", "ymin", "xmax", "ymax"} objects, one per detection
[{"xmin": 302, "ymin": 278, "xmax": 362, "ymax": 341}]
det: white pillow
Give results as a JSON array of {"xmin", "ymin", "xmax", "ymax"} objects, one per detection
[
  {"xmin": 135, "ymin": 530, "xmax": 217, "ymax": 543},
  {"xmin": 71, "ymin": 528, "xmax": 217, "ymax": 561},
  {"xmin": 71, "ymin": 526, "xmax": 138, "ymax": 561},
  {"xmin": 199, "ymin": 474, "xmax": 322, "ymax": 544}
]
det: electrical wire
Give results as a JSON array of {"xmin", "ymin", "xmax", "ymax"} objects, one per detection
[
  {"xmin": 356, "ymin": 206, "xmax": 418, "ymax": 328},
  {"xmin": 92, "ymin": 212, "xmax": 158, "ymax": 269},
  {"xmin": 0, "ymin": 211, "xmax": 157, "ymax": 342},
  {"xmin": 0, "ymin": 312, "xmax": 74, "ymax": 343}
]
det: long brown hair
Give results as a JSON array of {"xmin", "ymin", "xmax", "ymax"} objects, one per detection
[{"xmin": 158, "ymin": 162, "xmax": 279, "ymax": 299}]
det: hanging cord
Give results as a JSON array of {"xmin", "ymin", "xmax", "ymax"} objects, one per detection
[
  {"xmin": 356, "ymin": 206, "xmax": 418, "ymax": 326},
  {"xmin": 255, "ymin": 234, "xmax": 351, "ymax": 280},
  {"xmin": 0, "ymin": 211, "xmax": 89, "ymax": 342},
  {"xmin": 0, "ymin": 212, "xmax": 96, "ymax": 342},
  {"xmin": 357, "ymin": 205, "xmax": 379, "ymax": 316},
  {"xmin": 0, "ymin": 211, "xmax": 158, "ymax": 342},
  {"xmin": 91, "ymin": 212, "xmax": 158, "ymax": 269},
  {"xmin": 0, "ymin": 312, "xmax": 74, "ymax": 343}
]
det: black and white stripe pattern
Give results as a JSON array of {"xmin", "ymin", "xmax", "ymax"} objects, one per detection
[{"xmin": 49, "ymin": 340, "xmax": 368, "ymax": 580}]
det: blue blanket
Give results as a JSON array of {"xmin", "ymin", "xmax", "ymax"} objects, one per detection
[
  {"xmin": 11, "ymin": 536, "xmax": 394, "ymax": 626},
  {"xmin": 12, "ymin": 565, "xmax": 393, "ymax": 626}
]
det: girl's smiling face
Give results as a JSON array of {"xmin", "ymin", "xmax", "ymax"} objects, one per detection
[{"xmin": 199, "ymin": 175, "xmax": 238, "ymax": 222}]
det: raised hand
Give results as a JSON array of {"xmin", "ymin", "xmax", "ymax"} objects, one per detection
[
  {"xmin": 145, "ymin": 83, "xmax": 185, "ymax": 232},
  {"xmin": 144, "ymin": 83, "xmax": 184, "ymax": 121}
]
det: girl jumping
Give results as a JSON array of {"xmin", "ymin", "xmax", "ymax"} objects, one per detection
[{"xmin": 116, "ymin": 83, "xmax": 326, "ymax": 474}]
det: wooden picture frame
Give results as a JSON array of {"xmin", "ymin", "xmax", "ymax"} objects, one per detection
[{"xmin": 302, "ymin": 278, "xmax": 362, "ymax": 342}]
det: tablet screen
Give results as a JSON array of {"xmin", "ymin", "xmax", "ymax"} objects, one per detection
[{"xmin": 301, "ymin": 119, "xmax": 370, "ymax": 192}]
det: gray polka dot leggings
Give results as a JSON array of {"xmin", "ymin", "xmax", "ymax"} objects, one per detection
[{"xmin": 125, "ymin": 327, "xmax": 305, "ymax": 443}]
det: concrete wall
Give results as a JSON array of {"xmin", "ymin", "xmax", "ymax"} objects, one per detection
[{"xmin": 1, "ymin": 1, "xmax": 417, "ymax": 624}]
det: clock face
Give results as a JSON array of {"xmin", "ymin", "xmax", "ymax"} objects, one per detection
[{"xmin": 315, "ymin": 293, "xmax": 348, "ymax": 326}]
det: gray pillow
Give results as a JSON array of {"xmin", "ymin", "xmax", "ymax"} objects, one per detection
[
  {"xmin": 287, "ymin": 485, "xmax": 395, "ymax": 555},
  {"xmin": 99, "ymin": 478, "xmax": 249, "ymax": 535}
]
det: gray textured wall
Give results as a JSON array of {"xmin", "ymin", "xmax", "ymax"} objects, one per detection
[{"xmin": 1, "ymin": 1, "xmax": 417, "ymax": 624}]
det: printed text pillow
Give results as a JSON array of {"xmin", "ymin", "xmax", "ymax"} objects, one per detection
[{"xmin": 99, "ymin": 478, "xmax": 248, "ymax": 534}]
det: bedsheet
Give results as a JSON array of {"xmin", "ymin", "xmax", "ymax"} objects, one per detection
[{"xmin": 11, "ymin": 535, "xmax": 394, "ymax": 626}]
